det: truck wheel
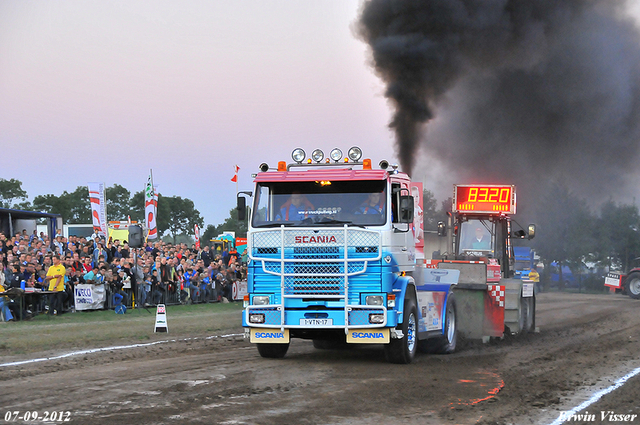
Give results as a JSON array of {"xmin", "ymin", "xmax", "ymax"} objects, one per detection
[
  {"xmin": 520, "ymin": 296, "xmax": 535, "ymax": 334},
  {"xmin": 384, "ymin": 296, "xmax": 418, "ymax": 364},
  {"xmin": 419, "ymin": 293, "xmax": 458, "ymax": 354},
  {"xmin": 256, "ymin": 343, "xmax": 290, "ymax": 359},
  {"xmin": 625, "ymin": 272, "xmax": 640, "ymax": 299}
]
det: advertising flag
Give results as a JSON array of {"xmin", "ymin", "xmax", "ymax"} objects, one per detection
[
  {"xmin": 88, "ymin": 182, "xmax": 108, "ymax": 237},
  {"xmin": 194, "ymin": 223, "xmax": 200, "ymax": 250},
  {"xmin": 231, "ymin": 164, "xmax": 239, "ymax": 182},
  {"xmin": 145, "ymin": 171, "xmax": 158, "ymax": 240}
]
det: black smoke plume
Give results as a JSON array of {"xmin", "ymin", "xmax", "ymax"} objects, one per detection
[{"xmin": 357, "ymin": 0, "xmax": 640, "ymax": 206}]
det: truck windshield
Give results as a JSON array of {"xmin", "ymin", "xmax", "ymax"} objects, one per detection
[
  {"xmin": 252, "ymin": 180, "xmax": 387, "ymax": 227},
  {"xmin": 457, "ymin": 219, "xmax": 495, "ymax": 257}
]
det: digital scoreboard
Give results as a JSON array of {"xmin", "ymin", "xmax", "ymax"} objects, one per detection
[{"xmin": 452, "ymin": 184, "xmax": 516, "ymax": 214}]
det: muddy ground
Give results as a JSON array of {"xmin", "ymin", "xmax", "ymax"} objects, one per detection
[{"xmin": 2, "ymin": 292, "xmax": 640, "ymax": 425}]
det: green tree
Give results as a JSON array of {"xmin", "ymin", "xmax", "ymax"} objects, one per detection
[
  {"xmin": 163, "ymin": 196, "xmax": 204, "ymax": 243},
  {"xmin": 106, "ymin": 184, "xmax": 131, "ymax": 221},
  {"xmin": 13, "ymin": 201, "xmax": 33, "ymax": 211},
  {"xmin": 422, "ymin": 189, "xmax": 441, "ymax": 231},
  {"xmin": 0, "ymin": 178, "xmax": 28, "ymax": 208},
  {"xmin": 596, "ymin": 200, "xmax": 640, "ymax": 272},
  {"xmin": 533, "ymin": 183, "xmax": 596, "ymax": 289},
  {"xmin": 129, "ymin": 190, "xmax": 145, "ymax": 223},
  {"xmin": 32, "ymin": 186, "xmax": 91, "ymax": 223}
]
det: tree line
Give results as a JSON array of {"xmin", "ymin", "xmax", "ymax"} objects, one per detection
[{"xmin": 0, "ymin": 178, "xmax": 204, "ymax": 242}]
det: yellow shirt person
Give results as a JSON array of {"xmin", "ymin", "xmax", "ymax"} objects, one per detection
[{"xmin": 47, "ymin": 256, "xmax": 66, "ymax": 292}]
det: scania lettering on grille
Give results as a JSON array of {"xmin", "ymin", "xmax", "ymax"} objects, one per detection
[
  {"xmin": 294, "ymin": 235, "xmax": 337, "ymax": 243},
  {"xmin": 352, "ymin": 332, "xmax": 384, "ymax": 338}
]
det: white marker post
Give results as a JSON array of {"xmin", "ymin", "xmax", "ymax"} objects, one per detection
[{"xmin": 154, "ymin": 304, "xmax": 168, "ymax": 333}]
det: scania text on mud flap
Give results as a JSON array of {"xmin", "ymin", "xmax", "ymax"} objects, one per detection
[{"xmin": 238, "ymin": 147, "xmax": 460, "ymax": 363}]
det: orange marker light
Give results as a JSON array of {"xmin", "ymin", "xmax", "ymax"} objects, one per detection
[
  {"xmin": 278, "ymin": 161, "xmax": 287, "ymax": 171},
  {"xmin": 363, "ymin": 158, "xmax": 372, "ymax": 169}
]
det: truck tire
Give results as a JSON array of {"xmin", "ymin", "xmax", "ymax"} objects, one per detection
[
  {"xmin": 384, "ymin": 296, "xmax": 418, "ymax": 364},
  {"xmin": 625, "ymin": 272, "xmax": 640, "ymax": 299},
  {"xmin": 519, "ymin": 296, "xmax": 535, "ymax": 334},
  {"xmin": 256, "ymin": 343, "xmax": 290, "ymax": 359},
  {"xmin": 418, "ymin": 293, "xmax": 458, "ymax": 354}
]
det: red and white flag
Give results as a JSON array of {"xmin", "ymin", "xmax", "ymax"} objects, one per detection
[
  {"xmin": 145, "ymin": 171, "xmax": 158, "ymax": 240},
  {"xmin": 231, "ymin": 164, "xmax": 240, "ymax": 182},
  {"xmin": 194, "ymin": 223, "xmax": 200, "ymax": 250},
  {"xmin": 88, "ymin": 182, "xmax": 108, "ymax": 237}
]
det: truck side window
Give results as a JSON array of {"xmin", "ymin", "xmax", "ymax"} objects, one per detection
[{"xmin": 391, "ymin": 183, "xmax": 400, "ymax": 223}]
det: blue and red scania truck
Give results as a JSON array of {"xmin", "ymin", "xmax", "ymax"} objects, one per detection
[{"xmin": 238, "ymin": 147, "xmax": 536, "ymax": 364}]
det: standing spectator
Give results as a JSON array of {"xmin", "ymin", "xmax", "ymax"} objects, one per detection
[
  {"xmin": 46, "ymin": 255, "xmax": 66, "ymax": 316},
  {"xmin": 151, "ymin": 268, "xmax": 164, "ymax": 305},
  {"xmin": 0, "ymin": 269, "xmax": 15, "ymax": 321},
  {"xmin": 200, "ymin": 245, "xmax": 212, "ymax": 267}
]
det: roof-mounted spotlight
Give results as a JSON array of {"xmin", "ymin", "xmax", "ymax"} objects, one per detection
[
  {"xmin": 330, "ymin": 148, "xmax": 343, "ymax": 162},
  {"xmin": 348, "ymin": 146, "xmax": 362, "ymax": 162},
  {"xmin": 379, "ymin": 160, "xmax": 389, "ymax": 170},
  {"xmin": 259, "ymin": 163, "xmax": 269, "ymax": 172},
  {"xmin": 292, "ymin": 148, "xmax": 306, "ymax": 163},
  {"xmin": 311, "ymin": 149, "xmax": 324, "ymax": 163}
]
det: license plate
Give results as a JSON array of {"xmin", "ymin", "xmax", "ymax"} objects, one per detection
[{"xmin": 300, "ymin": 318, "xmax": 333, "ymax": 326}]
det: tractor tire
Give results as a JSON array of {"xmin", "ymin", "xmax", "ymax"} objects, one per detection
[
  {"xmin": 519, "ymin": 295, "xmax": 535, "ymax": 334},
  {"xmin": 256, "ymin": 343, "xmax": 290, "ymax": 359},
  {"xmin": 418, "ymin": 293, "xmax": 458, "ymax": 354},
  {"xmin": 384, "ymin": 296, "xmax": 418, "ymax": 364},
  {"xmin": 625, "ymin": 272, "xmax": 640, "ymax": 299}
]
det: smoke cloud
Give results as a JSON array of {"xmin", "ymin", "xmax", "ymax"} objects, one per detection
[{"xmin": 357, "ymin": 0, "xmax": 640, "ymax": 208}]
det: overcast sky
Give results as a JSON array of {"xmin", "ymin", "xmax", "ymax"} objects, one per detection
[
  {"xmin": 2, "ymin": 1, "xmax": 640, "ymax": 230},
  {"xmin": 0, "ymin": 0, "xmax": 398, "ymax": 228}
]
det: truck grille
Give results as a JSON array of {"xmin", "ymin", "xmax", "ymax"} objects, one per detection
[{"xmin": 251, "ymin": 228, "xmax": 381, "ymax": 296}]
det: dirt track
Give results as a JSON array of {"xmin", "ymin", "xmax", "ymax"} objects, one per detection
[{"xmin": 2, "ymin": 292, "xmax": 640, "ymax": 425}]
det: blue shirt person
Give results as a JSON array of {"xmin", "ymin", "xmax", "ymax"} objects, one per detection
[
  {"xmin": 276, "ymin": 193, "xmax": 315, "ymax": 221},
  {"xmin": 356, "ymin": 192, "xmax": 385, "ymax": 215}
]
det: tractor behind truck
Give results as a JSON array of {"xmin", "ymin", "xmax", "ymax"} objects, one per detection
[
  {"xmin": 427, "ymin": 184, "xmax": 537, "ymax": 340},
  {"xmin": 239, "ymin": 148, "xmax": 536, "ymax": 363},
  {"xmin": 605, "ymin": 269, "xmax": 640, "ymax": 299}
]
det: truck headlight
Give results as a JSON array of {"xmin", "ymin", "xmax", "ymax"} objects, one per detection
[
  {"xmin": 252, "ymin": 296, "xmax": 270, "ymax": 306},
  {"xmin": 369, "ymin": 314, "xmax": 384, "ymax": 324},
  {"xmin": 249, "ymin": 313, "xmax": 265, "ymax": 324},
  {"xmin": 348, "ymin": 146, "xmax": 362, "ymax": 162},
  {"xmin": 292, "ymin": 148, "xmax": 306, "ymax": 163},
  {"xmin": 366, "ymin": 295, "xmax": 384, "ymax": 306}
]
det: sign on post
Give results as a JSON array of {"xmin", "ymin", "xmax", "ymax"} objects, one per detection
[{"xmin": 154, "ymin": 304, "xmax": 168, "ymax": 333}]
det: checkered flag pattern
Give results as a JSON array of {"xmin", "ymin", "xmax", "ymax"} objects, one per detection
[{"xmin": 488, "ymin": 285, "xmax": 505, "ymax": 307}]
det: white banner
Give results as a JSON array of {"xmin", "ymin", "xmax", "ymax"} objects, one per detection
[
  {"xmin": 232, "ymin": 280, "xmax": 248, "ymax": 301},
  {"xmin": 74, "ymin": 284, "xmax": 106, "ymax": 311},
  {"xmin": 88, "ymin": 182, "xmax": 108, "ymax": 237},
  {"xmin": 145, "ymin": 172, "xmax": 158, "ymax": 240}
]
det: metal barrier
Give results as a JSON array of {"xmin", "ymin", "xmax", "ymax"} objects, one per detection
[{"xmin": 80, "ymin": 281, "xmax": 237, "ymax": 312}]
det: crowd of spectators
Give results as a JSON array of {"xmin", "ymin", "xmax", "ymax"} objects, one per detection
[{"xmin": 0, "ymin": 229, "xmax": 248, "ymax": 321}]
